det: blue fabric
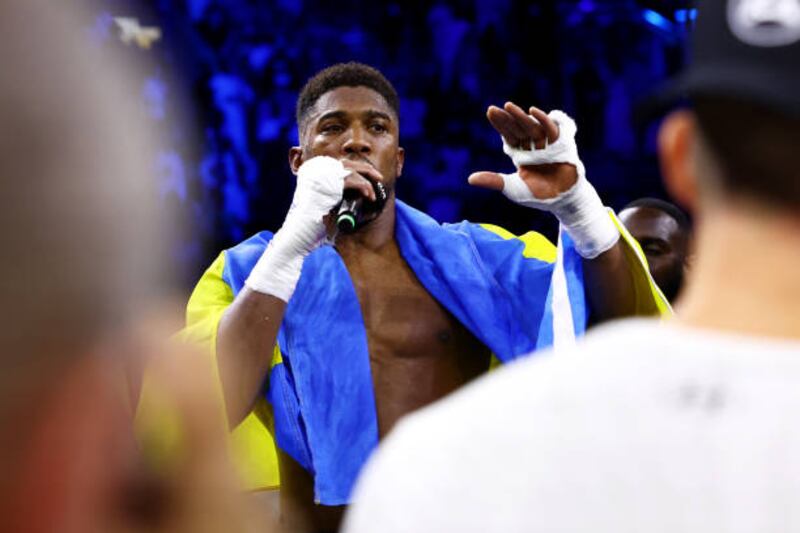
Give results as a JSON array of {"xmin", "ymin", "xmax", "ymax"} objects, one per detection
[
  {"xmin": 221, "ymin": 200, "xmax": 589, "ymax": 504},
  {"xmin": 561, "ymin": 231, "xmax": 588, "ymax": 336}
]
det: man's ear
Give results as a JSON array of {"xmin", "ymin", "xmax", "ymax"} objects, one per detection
[
  {"xmin": 288, "ymin": 147, "xmax": 303, "ymax": 176},
  {"xmin": 395, "ymin": 147, "xmax": 405, "ymax": 178},
  {"xmin": 658, "ymin": 110, "xmax": 699, "ymax": 215}
]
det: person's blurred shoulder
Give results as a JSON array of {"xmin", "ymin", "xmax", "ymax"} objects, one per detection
[
  {"xmin": 345, "ymin": 320, "xmax": 800, "ymax": 533},
  {"xmin": 344, "ymin": 319, "xmax": 668, "ymax": 532}
]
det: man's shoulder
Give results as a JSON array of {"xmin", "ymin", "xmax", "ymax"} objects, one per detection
[
  {"xmin": 443, "ymin": 220, "xmax": 557, "ymax": 263},
  {"xmin": 222, "ymin": 230, "xmax": 274, "ymax": 266},
  {"xmin": 213, "ymin": 230, "xmax": 274, "ymax": 290},
  {"xmin": 225, "ymin": 230, "xmax": 274, "ymax": 257}
]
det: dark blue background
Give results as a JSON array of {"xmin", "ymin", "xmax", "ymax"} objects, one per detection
[{"xmin": 90, "ymin": 0, "xmax": 694, "ymax": 289}]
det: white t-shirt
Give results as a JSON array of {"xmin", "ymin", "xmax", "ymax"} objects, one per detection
[{"xmin": 344, "ymin": 320, "xmax": 800, "ymax": 533}]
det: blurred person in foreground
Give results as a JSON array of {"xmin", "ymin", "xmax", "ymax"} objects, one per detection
[
  {"xmin": 345, "ymin": 1, "xmax": 800, "ymax": 531},
  {"xmin": 0, "ymin": 2, "xmax": 267, "ymax": 532},
  {"xmin": 184, "ymin": 61, "xmax": 668, "ymax": 531},
  {"xmin": 619, "ymin": 197, "xmax": 691, "ymax": 302}
]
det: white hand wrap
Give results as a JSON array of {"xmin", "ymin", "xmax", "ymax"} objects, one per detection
[
  {"xmin": 499, "ymin": 110, "xmax": 619, "ymax": 259},
  {"xmin": 245, "ymin": 156, "xmax": 350, "ymax": 301},
  {"xmin": 502, "ymin": 110, "xmax": 587, "ymax": 180}
]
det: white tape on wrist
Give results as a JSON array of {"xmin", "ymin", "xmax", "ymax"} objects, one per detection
[
  {"xmin": 550, "ymin": 179, "xmax": 619, "ymax": 259},
  {"xmin": 245, "ymin": 156, "xmax": 350, "ymax": 301},
  {"xmin": 498, "ymin": 110, "xmax": 619, "ymax": 259},
  {"xmin": 244, "ymin": 215, "xmax": 317, "ymax": 301}
]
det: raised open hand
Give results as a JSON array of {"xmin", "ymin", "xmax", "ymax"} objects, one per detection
[{"xmin": 468, "ymin": 102, "xmax": 579, "ymax": 200}]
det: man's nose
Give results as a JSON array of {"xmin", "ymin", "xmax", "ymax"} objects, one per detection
[{"xmin": 342, "ymin": 126, "xmax": 371, "ymax": 156}]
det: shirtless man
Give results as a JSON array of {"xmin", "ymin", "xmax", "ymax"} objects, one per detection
[{"xmin": 187, "ymin": 62, "xmax": 664, "ymax": 531}]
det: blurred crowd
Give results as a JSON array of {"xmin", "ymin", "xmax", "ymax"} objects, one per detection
[{"xmin": 91, "ymin": 0, "xmax": 690, "ymax": 286}]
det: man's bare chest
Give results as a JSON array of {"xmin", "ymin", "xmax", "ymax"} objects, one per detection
[
  {"xmin": 340, "ymin": 245, "xmax": 486, "ymax": 361},
  {"xmin": 339, "ymin": 243, "xmax": 490, "ymax": 435}
]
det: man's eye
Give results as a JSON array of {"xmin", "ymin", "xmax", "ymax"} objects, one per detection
[
  {"xmin": 642, "ymin": 241, "xmax": 668, "ymax": 255},
  {"xmin": 321, "ymin": 124, "xmax": 343, "ymax": 134},
  {"xmin": 370, "ymin": 123, "xmax": 387, "ymax": 133}
]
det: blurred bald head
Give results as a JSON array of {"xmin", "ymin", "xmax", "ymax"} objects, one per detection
[
  {"xmin": 0, "ymin": 0, "xmax": 171, "ymax": 369},
  {"xmin": 0, "ymin": 2, "xmax": 182, "ymax": 530},
  {"xmin": 0, "ymin": 2, "xmax": 178, "ymax": 491},
  {"xmin": 0, "ymin": 5, "xmax": 275, "ymax": 533}
]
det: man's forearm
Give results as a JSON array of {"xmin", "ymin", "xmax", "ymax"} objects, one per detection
[
  {"xmin": 582, "ymin": 240, "xmax": 637, "ymax": 323},
  {"xmin": 216, "ymin": 288, "xmax": 286, "ymax": 426},
  {"xmin": 215, "ymin": 157, "xmax": 353, "ymax": 427}
]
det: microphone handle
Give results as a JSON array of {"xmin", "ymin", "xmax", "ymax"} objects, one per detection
[{"xmin": 336, "ymin": 196, "xmax": 362, "ymax": 234}]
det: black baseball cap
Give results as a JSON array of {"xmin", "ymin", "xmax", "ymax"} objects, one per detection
[{"xmin": 651, "ymin": 0, "xmax": 800, "ymax": 116}]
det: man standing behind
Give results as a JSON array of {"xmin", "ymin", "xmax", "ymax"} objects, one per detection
[
  {"xmin": 186, "ymin": 63, "xmax": 666, "ymax": 531},
  {"xmin": 619, "ymin": 197, "xmax": 691, "ymax": 302},
  {"xmin": 344, "ymin": 1, "xmax": 800, "ymax": 532}
]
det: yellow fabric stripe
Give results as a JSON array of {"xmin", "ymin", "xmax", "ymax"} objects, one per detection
[
  {"xmin": 610, "ymin": 212, "xmax": 672, "ymax": 317},
  {"xmin": 480, "ymin": 214, "xmax": 670, "ymax": 368},
  {"xmin": 140, "ymin": 252, "xmax": 281, "ymax": 491},
  {"xmin": 225, "ymin": 344, "xmax": 283, "ymax": 491},
  {"xmin": 477, "ymin": 225, "xmax": 556, "ymax": 370},
  {"xmin": 186, "ymin": 253, "xmax": 281, "ymax": 490},
  {"xmin": 480, "ymin": 216, "xmax": 669, "ymax": 317},
  {"xmin": 477, "ymin": 223, "xmax": 558, "ymax": 263},
  {"xmin": 228, "ymin": 398, "xmax": 280, "ymax": 491}
]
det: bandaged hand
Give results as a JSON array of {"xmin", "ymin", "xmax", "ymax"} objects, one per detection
[
  {"xmin": 245, "ymin": 156, "xmax": 350, "ymax": 301},
  {"xmin": 469, "ymin": 103, "xmax": 619, "ymax": 259}
]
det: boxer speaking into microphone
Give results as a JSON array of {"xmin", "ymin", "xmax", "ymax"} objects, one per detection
[{"xmin": 185, "ymin": 62, "xmax": 667, "ymax": 533}]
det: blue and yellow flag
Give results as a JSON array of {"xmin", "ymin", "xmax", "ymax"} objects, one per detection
[{"xmin": 183, "ymin": 200, "xmax": 669, "ymax": 504}]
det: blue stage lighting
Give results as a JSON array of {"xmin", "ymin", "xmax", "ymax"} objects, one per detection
[
  {"xmin": 642, "ymin": 9, "xmax": 673, "ymax": 32},
  {"xmin": 674, "ymin": 8, "xmax": 698, "ymax": 24}
]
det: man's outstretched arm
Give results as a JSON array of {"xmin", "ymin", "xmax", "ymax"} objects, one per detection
[{"xmin": 469, "ymin": 102, "xmax": 655, "ymax": 323}]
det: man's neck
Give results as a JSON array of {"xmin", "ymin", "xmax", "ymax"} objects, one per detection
[
  {"xmin": 675, "ymin": 198, "xmax": 800, "ymax": 340},
  {"xmin": 334, "ymin": 197, "xmax": 397, "ymax": 254}
]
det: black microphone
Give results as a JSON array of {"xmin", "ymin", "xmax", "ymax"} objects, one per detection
[
  {"xmin": 335, "ymin": 192, "xmax": 361, "ymax": 234},
  {"xmin": 335, "ymin": 180, "xmax": 387, "ymax": 234}
]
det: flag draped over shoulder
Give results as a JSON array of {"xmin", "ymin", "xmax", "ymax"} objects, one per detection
[{"xmin": 182, "ymin": 200, "xmax": 669, "ymax": 504}]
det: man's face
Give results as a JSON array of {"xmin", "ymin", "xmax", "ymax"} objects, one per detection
[
  {"xmin": 619, "ymin": 206, "xmax": 690, "ymax": 302},
  {"xmin": 291, "ymin": 86, "xmax": 404, "ymax": 194}
]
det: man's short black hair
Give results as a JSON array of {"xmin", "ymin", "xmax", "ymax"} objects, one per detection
[
  {"xmin": 622, "ymin": 197, "xmax": 691, "ymax": 232},
  {"xmin": 694, "ymin": 95, "xmax": 800, "ymax": 209},
  {"xmin": 295, "ymin": 62, "xmax": 400, "ymax": 129}
]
